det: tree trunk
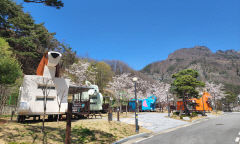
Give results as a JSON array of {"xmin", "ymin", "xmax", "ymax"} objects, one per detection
[
  {"xmin": 125, "ymin": 105, "xmax": 127, "ymax": 116},
  {"xmin": 183, "ymin": 95, "xmax": 190, "ymax": 116},
  {"xmin": 58, "ymin": 106, "xmax": 60, "ymax": 124},
  {"xmin": 159, "ymin": 102, "xmax": 162, "ymax": 112},
  {"xmin": 214, "ymin": 93, "xmax": 217, "ymax": 112},
  {"xmin": 120, "ymin": 103, "xmax": 122, "ymax": 113},
  {"xmin": 42, "ymin": 96, "xmax": 46, "ymax": 144},
  {"xmin": 179, "ymin": 110, "xmax": 183, "ymax": 116},
  {"xmin": 0, "ymin": 86, "xmax": 7, "ymax": 115}
]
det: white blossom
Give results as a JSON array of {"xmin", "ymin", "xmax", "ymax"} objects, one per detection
[
  {"xmin": 65, "ymin": 60, "xmax": 96, "ymax": 85},
  {"xmin": 205, "ymin": 81, "xmax": 225, "ymax": 100},
  {"xmin": 108, "ymin": 73, "xmax": 170, "ymax": 102}
]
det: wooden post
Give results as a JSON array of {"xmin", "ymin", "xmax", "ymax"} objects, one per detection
[
  {"xmin": 65, "ymin": 102, "xmax": 72, "ymax": 144},
  {"xmin": 108, "ymin": 106, "xmax": 112, "ymax": 122},
  {"xmin": 11, "ymin": 111, "xmax": 14, "ymax": 121},
  {"xmin": 108, "ymin": 98, "xmax": 113, "ymax": 122}
]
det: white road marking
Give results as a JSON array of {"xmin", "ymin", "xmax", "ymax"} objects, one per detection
[
  {"xmin": 238, "ymin": 132, "xmax": 240, "ymax": 135},
  {"xmin": 235, "ymin": 137, "xmax": 240, "ymax": 143},
  {"xmin": 135, "ymin": 138, "xmax": 147, "ymax": 143}
]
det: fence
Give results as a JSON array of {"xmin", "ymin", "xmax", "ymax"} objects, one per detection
[{"xmin": 1, "ymin": 105, "xmax": 17, "ymax": 115}]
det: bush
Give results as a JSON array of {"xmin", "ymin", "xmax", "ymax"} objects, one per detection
[
  {"xmin": 173, "ymin": 112, "xmax": 179, "ymax": 115},
  {"xmin": 180, "ymin": 114, "xmax": 187, "ymax": 119},
  {"xmin": 0, "ymin": 57, "xmax": 22, "ymax": 85},
  {"xmin": 191, "ymin": 112, "xmax": 198, "ymax": 117}
]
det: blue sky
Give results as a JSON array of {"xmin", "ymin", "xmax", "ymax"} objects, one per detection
[{"xmin": 16, "ymin": 0, "xmax": 240, "ymax": 70}]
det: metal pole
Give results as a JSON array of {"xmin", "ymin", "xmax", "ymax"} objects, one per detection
[
  {"xmin": 167, "ymin": 92, "xmax": 170, "ymax": 117},
  {"xmin": 108, "ymin": 98, "xmax": 112, "ymax": 122},
  {"xmin": 117, "ymin": 95, "xmax": 120, "ymax": 121},
  {"xmin": 135, "ymin": 82, "xmax": 139, "ymax": 133},
  {"xmin": 65, "ymin": 102, "xmax": 72, "ymax": 144}
]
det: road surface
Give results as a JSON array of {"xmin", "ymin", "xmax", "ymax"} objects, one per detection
[
  {"xmin": 137, "ymin": 112, "xmax": 240, "ymax": 144},
  {"xmin": 119, "ymin": 113, "xmax": 189, "ymax": 132}
]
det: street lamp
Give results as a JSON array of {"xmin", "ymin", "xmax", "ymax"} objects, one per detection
[
  {"xmin": 166, "ymin": 89, "xmax": 170, "ymax": 117},
  {"xmin": 133, "ymin": 77, "xmax": 139, "ymax": 133},
  {"xmin": 117, "ymin": 92, "xmax": 120, "ymax": 121}
]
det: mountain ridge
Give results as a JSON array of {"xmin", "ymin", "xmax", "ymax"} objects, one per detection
[{"xmin": 140, "ymin": 46, "xmax": 240, "ymax": 93}]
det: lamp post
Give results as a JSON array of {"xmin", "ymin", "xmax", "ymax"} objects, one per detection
[
  {"xmin": 166, "ymin": 89, "xmax": 170, "ymax": 117},
  {"xmin": 117, "ymin": 92, "xmax": 120, "ymax": 121},
  {"xmin": 133, "ymin": 77, "xmax": 139, "ymax": 133}
]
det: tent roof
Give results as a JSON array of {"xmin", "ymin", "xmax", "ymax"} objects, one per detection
[{"xmin": 68, "ymin": 84, "xmax": 92, "ymax": 94}]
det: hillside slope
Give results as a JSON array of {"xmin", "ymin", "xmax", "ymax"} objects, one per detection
[
  {"xmin": 106, "ymin": 60, "xmax": 155, "ymax": 82},
  {"xmin": 141, "ymin": 46, "xmax": 240, "ymax": 93}
]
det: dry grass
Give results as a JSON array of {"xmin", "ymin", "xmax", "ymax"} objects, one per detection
[
  {"xmin": 0, "ymin": 116, "xmax": 150, "ymax": 144},
  {"xmin": 105, "ymin": 112, "xmax": 135, "ymax": 119},
  {"xmin": 169, "ymin": 114, "xmax": 206, "ymax": 122},
  {"xmin": 209, "ymin": 111, "xmax": 223, "ymax": 116},
  {"xmin": 169, "ymin": 111, "xmax": 223, "ymax": 122}
]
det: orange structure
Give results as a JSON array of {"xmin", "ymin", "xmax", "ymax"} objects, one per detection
[
  {"xmin": 176, "ymin": 92, "xmax": 212, "ymax": 112},
  {"xmin": 36, "ymin": 52, "xmax": 48, "ymax": 76}
]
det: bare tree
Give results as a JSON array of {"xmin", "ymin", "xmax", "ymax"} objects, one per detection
[
  {"xmin": 0, "ymin": 85, "xmax": 17, "ymax": 115},
  {"xmin": 0, "ymin": 85, "xmax": 8, "ymax": 115},
  {"xmin": 56, "ymin": 88, "xmax": 67, "ymax": 124},
  {"xmin": 39, "ymin": 77, "xmax": 52, "ymax": 144}
]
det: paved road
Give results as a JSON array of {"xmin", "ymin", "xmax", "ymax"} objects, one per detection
[
  {"xmin": 137, "ymin": 113, "xmax": 240, "ymax": 144},
  {"xmin": 120, "ymin": 113, "xmax": 189, "ymax": 132}
]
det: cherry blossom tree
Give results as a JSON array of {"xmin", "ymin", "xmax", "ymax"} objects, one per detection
[
  {"xmin": 65, "ymin": 60, "xmax": 97, "ymax": 85},
  {"xmin": 108, "ymin": 73, "xmax": 134, "ymax": 113},
  {"xmin": 205, "ymin": 81, "xmax": 225, "ymax": 111},
  {"xmin": 108, "ymin": 73, "xmax": 171, "ymax": 112},
  {"xmin": 147, "ymin": 82, "xmax": 171, "ymax": 111}
]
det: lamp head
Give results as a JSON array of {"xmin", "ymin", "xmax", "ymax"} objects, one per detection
[{"xmin": 132, "ymin": 77, "xmax": 138, "ymax": 82}]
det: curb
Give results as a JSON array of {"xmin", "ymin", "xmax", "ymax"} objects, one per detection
[{"xmin": 112, "ymin": 132, "xmax": 151, "ymax": 144}]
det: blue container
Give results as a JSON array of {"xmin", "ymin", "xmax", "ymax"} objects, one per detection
[
  {"xmin": 142, "ymin": 95, "xmax": 157, "ymax": 111},
  {"xmin": 129, "ymin": 95, "xmax": 157, "ymax": 112},
  {"xmin": 129, "ymin": 99, "xmax": 142, "ymax": 112}
]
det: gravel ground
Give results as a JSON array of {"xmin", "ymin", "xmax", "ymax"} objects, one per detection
[{"xmin": 117, "ymin": 113, "xmax": 189, "ymax": 133}]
